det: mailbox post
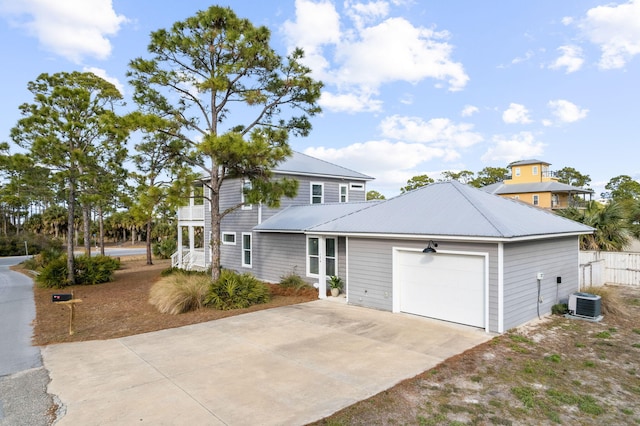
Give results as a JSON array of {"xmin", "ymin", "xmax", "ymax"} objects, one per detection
[{"xmin": 52, "ymin": 293, "xmax": 82, "ymax": 335}]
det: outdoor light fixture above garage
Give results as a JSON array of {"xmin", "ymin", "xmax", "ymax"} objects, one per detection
[{"xmin": 422, "ymin": 240, "xmax": 438, "ymax": 253}]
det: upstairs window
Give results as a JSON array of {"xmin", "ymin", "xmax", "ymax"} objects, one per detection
[
  {"xmin": 222, "ymin": 232, "xmax": 236, "ymax": 245},
  {"xmin": 533, "ymin": 194, "xmax": 539, "ymax": 206},
  {"xmin": 241, "ymin": 180, "xmax": 252, "ymax": 210},
  {"xmin": 311, "ymin": 183, "xmax": 324, "ymax": 204},
  {"xmin": 532, "ymin": 166, "xmax": 538, "ymax": 175},
  {"xmin": 349, "ymin": 183, "xmax": 364, "ymax": 191},
  {"xmin": 339, "ymin": 184, "xmax": 348, "ymax": 203},
  {"xmin": 515, "ymin": 167, "xmax": 521, "ymax": 176}
]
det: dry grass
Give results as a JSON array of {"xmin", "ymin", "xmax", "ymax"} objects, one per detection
[
  {"xmin": 582, "ymin": 285, "xmax": 630, "ymax": 317},
  {"xmin": 149, "ymin": 273, "xmax": 210, "ymax": 314}
]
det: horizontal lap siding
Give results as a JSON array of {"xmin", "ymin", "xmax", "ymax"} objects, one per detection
[
  {"xmin": 253, "ymin": 233, "xmax": 309, "ymax": 284},
  {"xmin": 347, "ymin": 238, "xmax": 499, "ymax": 332},
  {"xmin": 503, "ymin": 237, "xmax": 579, "ymax": 331}
]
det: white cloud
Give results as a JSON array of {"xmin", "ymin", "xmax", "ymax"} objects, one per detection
[
  {"xmin": 319, "ymin": 90, "xmax": 383, "ymax": 113},
  {"xmin": 380, "ymin": 115, "xmax": 483, "ymax": 148},
  {"xmin": 83, "ymin": 66, "xmax": 124, "ymax": 95},
  {"xmin": 461, "ymin": 105, "xmax": 479, "ymax": 117},
  {"xmin": 283, "ymin": 0, "xmax": 469, "ymax": 113},
  {"xmin": 0, "ymin": 0, "xmax": 127, "ymax": 63},
  {"xmin": 547, "ymin": 99, "xmax": 588, "ymax": 123},
  {"xmin": 511, "ymin": 50, "xmax": 534, "ymax": 65},
  {"xmin": 578, "ymin": 0, "xmax": 640, "ymax": 69},
  {"xmin": 549, "ymin": 45, "xmax": 584, "ymax": 73},
  {"xmin": 502, "ymin": 103, "xmax": 533, "ymax": 124},
  {"xmin": 304, "ymin": 140, "xmax": 451, "ymax": 195},
  {"xmin": 481, "ymin": 132, "xmax": 546, "ymax": 164}
]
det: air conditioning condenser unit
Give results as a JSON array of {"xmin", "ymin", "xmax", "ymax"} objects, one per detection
[{"xmin": 568, "ymin": 292, "xmax": 602, "ymax": 319}]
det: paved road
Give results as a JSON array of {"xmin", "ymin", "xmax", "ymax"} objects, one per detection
[
  {"xmin": 0, "ymin": 248, "xmax": 145, "ymax": 425},
  {"xmin": 0, "ymin": 255, "xmax": 40, "ymax": 376},
  {"xmin": 0, "ymin": 255, "xmax": 53, "ymax": 426}
]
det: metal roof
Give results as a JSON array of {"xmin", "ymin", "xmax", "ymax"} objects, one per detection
[
  {"xmin": 254, "ymin": 201, "xmax": 377, "ymax": 232},
  {"xmin": 481, "ymin": 181, "xmax": 594, "ymax": 195},
  {"xmin": 306, "ymin": 181, "xmax": 594, "ymax": 239},
  {"xmin": 508, "ymin": 159, "xmax": 551, "ymax": 166},
  {"xmin": 275, "ymin": 151, "xmax": 373, "ymax": 181}
]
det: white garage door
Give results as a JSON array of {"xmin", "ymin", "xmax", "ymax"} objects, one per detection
[{"xmin": 397, "ymin": 251, "xmax": 485, "ymax": 328}]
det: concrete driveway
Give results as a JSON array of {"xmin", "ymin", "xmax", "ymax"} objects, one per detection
[{"xmin": 42, "ymin": 300, "xmax": 492, "ymax": 425}]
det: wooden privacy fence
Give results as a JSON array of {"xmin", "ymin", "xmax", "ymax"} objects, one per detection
[{"xmin": 580, "ymin": 251, "xmax": 640, "ymax": 288}]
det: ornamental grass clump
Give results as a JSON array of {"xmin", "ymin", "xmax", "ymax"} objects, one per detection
[{"xmin": 149, "ymin": 272, "xmax": 210, "ymax": 314}]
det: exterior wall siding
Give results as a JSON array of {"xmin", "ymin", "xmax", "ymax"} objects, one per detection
[
  {"xmin": 252, "ymin": 233, "xmax": 310, "ymax": 284},
  {"xmin": 502, "ymin": 237, "xmax": 579, "ymax": 331},
  {"xmin": 346, "ymin": 238, "xmax": 500, "ymax": 332}
]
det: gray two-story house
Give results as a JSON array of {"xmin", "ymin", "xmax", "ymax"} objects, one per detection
[{"xmin": 174, "ymin": 152, "xmax": 594, "ymax": 334}]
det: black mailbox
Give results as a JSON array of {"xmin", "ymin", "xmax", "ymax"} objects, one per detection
[{"xmin": 52, "ymin": 294, "xmax": 73, "ymax": 302}]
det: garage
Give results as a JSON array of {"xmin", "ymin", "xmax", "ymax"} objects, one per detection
[{"xmin": 396, "ymin": 250, "xmax": 486, "ymax": 328}]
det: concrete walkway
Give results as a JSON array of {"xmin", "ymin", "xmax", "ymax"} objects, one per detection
[{"xmin": 42, "ymin": 300, "xmax": 492, "ymax": 425}]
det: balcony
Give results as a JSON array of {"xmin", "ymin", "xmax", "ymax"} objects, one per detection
[{"xmin": 178, "ymin": 205, "xmax": 204, "ymax": 221}]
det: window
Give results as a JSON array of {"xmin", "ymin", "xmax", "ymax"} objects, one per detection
[
  {"xmin": 515, "ymin": 167, "xmax": 521, "ymax": 176},
  {"xmin": 533, "ymin": 195, "xmax": 539, "ymax": 206},
  {"xmin": 349, "ymin": 183, "xmax": 364, "ymax": 191},
  {"xmin": 311, "ymin": 183, "xmax": 324, "ymax": 204},
  {"xmin": 241, "ymin": 180, "xmax": 252, "ymax": 210},
  {"xmin": 532, "ymin": 166, "xmax": 538, "ymax": 175},
  {"xmin": 308, "ymin": 237, "xmax": 319, "ymax": 275},
  {"xmin": 242, "ymin": 233, "xmax": 252, "ymax": 267},
  {"xmin": 514, "ymin": 195, "xmax": 520, "ymax": 200},
  {"xmin": 222, "ymin": 232, "xmax": 236, "ymax": 245},
  {"xmin": 339, "ymin": 184, "xmax": 348, "ymax": 203},
  {"xmin": 307, "ymin": 236, "xmax": 336, "ymax": 277}
]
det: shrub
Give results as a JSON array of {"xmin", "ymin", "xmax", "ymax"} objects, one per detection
[
  {"xmin": 36, "ymin": 256, "xmax": 70, "ymax": 288},
  {"xmin": 160, "ymin": 267, "xmax": 208, "ymax": 277},
  {"xmin": 279, "ymin": 270, "xmax": 311, "ymax": 290},
  {"xmin": 152, "ymin": 239, "xmax": 177, "ymax": 259},
  {"xmin": 75, "ymin": 255, "xmax": 120, "ymax": 285},
  {"xmin": 34, "ymin": 254, "xmax": 120, "ymax": 288},
  {"xmin": 205, "ymin": 269, "xmax": 270, "ymax": 310},
  {"xmin": 551, "ymin": 303, "xmax": 568, "ymax": 315},
  {"xmin": 149, "ymin": 273, "xmax": 211, "ymax": 314}
]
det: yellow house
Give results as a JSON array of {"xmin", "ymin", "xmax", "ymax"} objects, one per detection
[{"xmin": 481, "ymin": 159, "xmax": 593, "ymax": 209}]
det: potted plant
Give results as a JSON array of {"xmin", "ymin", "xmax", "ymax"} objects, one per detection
[{"xmin": 328, "ymin": 275, "xmax": 343, "ymax": 297}]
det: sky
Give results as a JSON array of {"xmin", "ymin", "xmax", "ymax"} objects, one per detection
[{"xmin": 0, "ymin": 0, "xmax": 639, "ymax": 198}]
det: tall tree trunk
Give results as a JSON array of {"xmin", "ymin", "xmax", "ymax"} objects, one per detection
[
  {"xmin": 98, "ymin": 205, "xmax": 105, "ymax": 256},
  {"xmin": 145, "ymin": 218, "xmax": 153, "ymax": 265},
  {"xmin": 83, "ymin": 204, "xmax": 91, "ymax": 257},
  {"xmin": 66, "ymin": 181, "xmax": 76, "ymax": 285},
  {"xmin": 131, "ymin": 227, "xmax": 136, "ymax": 245},
  {"xmin": 210, "ymin": 170, "xmax": 221, "ymax": 281}
]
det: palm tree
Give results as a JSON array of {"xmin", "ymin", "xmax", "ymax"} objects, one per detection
[
  {"xmin": 42, "ymin": 205, "xmax": 67, "ymax": 239},
  {"xmin": 556, "ymin": 201, "xmax": 630, "ymax": 251}
]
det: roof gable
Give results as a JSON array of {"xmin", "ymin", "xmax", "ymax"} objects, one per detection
[
  {"xmin": 481, "ymin": 181, "xmax": 594, "ymax": 195},
  {"xmin": 275, "ymin": 151, "xmax": 373, "ymax": 181}
]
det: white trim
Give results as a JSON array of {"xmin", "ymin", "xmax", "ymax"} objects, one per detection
[
  {"xmin": 532, "ymin": 194, "xmax": 540, "ymax": 206},
  {"xmin": 241, "ymin": 232, "xmax": 252, "ymax": 268},
  {"xmin": 304, "ymin": 231, "xmax": 592, "ymax": 242},
  {"xmin": 306, "ymin": 235, "xmax": 337, "ymax": 278},
  {"xmin": 345, "ymin": 236, "xmax": 349, "ymax": 303},
  {"xmin": 339, "ymin": 184, "xmax": 348, "ymax": 203},
  {"xmin": 221, "ymin": 232, "xmax": 236, "ymax": 245},
  {"xmin": 392, "ymin": 247, "xmax": 490, "ymax": 333},
  {"xmin": 498, "ymin": 242, "xmax": 504, "ymax": 333},
  {"xmin": 532, "ymin": 165, "xmax": 538, "ymax": 176},
  {"xmin": 349, "ymin": 182, "xmax": 365, "ymax": 191},
  {"xmin": 310, "ymin": 182, "xmax": 324, "ymax": 204}
]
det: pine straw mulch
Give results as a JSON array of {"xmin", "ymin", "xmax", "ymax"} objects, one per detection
[{"xmin": 28, "ymin": 256, "xmax": 318, "ymax": 346}]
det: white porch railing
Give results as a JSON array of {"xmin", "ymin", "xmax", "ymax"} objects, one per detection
[
  {"xmin": 171, "ymin": 248, "xmax": 207, "ymax": 271},
  {"xmin": 178, "ymin": 205, "xmax": 204, "ymax": 221}
]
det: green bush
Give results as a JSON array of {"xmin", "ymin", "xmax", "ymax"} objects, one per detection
[
  {"xmin": 75, "ymin": 255, "xmax": 120, "ymax": 285},
  {"xmin": 160, "ymin": 267, "xmax": 208, "ymax": 277},
  {"xmin": 36, "ymin": 256, "xmax": 70, "ymax": 288},
  {"xmin": 149, "ymin": 273, "xmax": 211, "ymax": 314},
  {"xmin": 153, "ymin": 239, "xmax": 177, "ymax": 259},
  {"xmin": 0, "ymin": 234, "xmax": 61, "ymax": 257},
  {"xmin": 35, "ymin": 254, "xmax": 120, "ymax": 288},
  {"xmin": 205, "ymin": 269, "xmax": 270, "ymax": 310},
  {"xmin": 551, "ymin": 303, "xmax": 568, "ymax": 315}
]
